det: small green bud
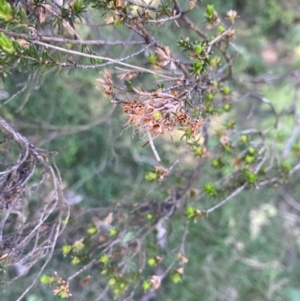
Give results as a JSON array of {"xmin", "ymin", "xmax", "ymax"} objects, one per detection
[
  {"xmin": 146, "ymin": 213, "xmax": 154, "ymax": 220},
  {"xmin": 223, "ymin": 103, "xmax": 231, "ymax": 112},
  {"xmin": 204, "ymin": 182, "xmax": 217, "ymax": 196},
  {"xmin": 244, "ymin": 170, "xmax": 256, "ymax": 184},
  {"xmin": 210, "ymin": 57, "xmax": 220, "ymax": 68},
  {"xmin": 222, "ymin": 86, "xmax": 231, "ymax": 95},
  {"xmin": 109, "ymin": 229, "xmax": 118, "ymax": 236},
  {"xmin": 143, "ymin": 280, "xmax": 151, "ymax": 291},
  {"xmin": 194, "ymin": 146, "xmax": 203, "ymax": 156},
  {"xmin": 194, "ymin": 44, "xmax": 203, "ymax": 55},
  {"xmin": 240, "ymin": 135, "xmax": 248, "ymax": 144},
  {"xmin": 205, "ymin": 105, "xmax": 214, "ymax": 114},
  {"xmin": 71, "ymin": 256, "xmax": 80, "ymax": 265},
  {"xmin": 212, "ymin": 158, "xmax": 224, "ymax": 169},
  {"xmin": 247, "ymin": 147, "xmax": 256, "ymax": 155},
  {"xmin": 62, "ymin": 245, "xmax": 72, "ymax": 255},
  {"xmin": 192, "ymin": 60, "xmax": 203, "ymax": 74},
  {"xmin": 205, "ymin": 4, "xmax": 215, "ymax": 18},
  {"xmin": 73, "ymin": 241, "xmax": 85, "ymax": 253},
  {"xmin": 244, "ymin": 155, "xmax": 255, "ymax": 164},
  {"xmin": 292, "ymin": 144, "xmax": 300, "ymax": 152},
  {"xmin": 225, "ymin": 121, "xmax": 235, "ymax": 129},
  {"xmin": 205, "ymin": 93, "xmax": 214, "ymax": 102},
  {"xmin": 40, "ymin": 274, "xmax": 55, "ymax": 284},
  {"xmin": 186, "ymin": 206, "xmax": 196, "ymax": 219},
  {"xmin": 212, "ymin": 159, "xmax": 219, "ymax": 168},
  {"xmin": 153, "ymin": 111, "xmax": 162, "ymax": 120},
  {"xmin": 109, "ymin": 278, "xmax": 117, "ymax": 286},
  {"xmin": 218, "ymin": 25, "xmax": 225, "ymax": 33},
  {"xmin": 277, "ymin": 132, "xmax": 285, "ymax": 142},
  {"xmin": 145, "ymin": 171, "xmax": 158, "ymax": 181},
  {"xmin": 147, "ymin": 258, "xmax": 156, "ymax": 266},
  {"xmin": 282, "ymin": 161, "xmax": 291, "ymax": 173},
  {"xmin": 223, "ymin": 144, "xmax": 231, "ymax": 152},
  {"xmin": 205, "ymin": 4, "xmax": 218, "ymax": 23},
  {"xmin": 171, "ymin": 272, "xmax": 182, "ymax": 284},
  {"xmin": 73, "ymin": 1, "xmax": 85, "ymax": 13},
  {"xmin": 184, "ymin": 128, "xmax": 192, "ymax": 137},
  {"xmin": 99, "ymin": 254, "xmax": 109, "ymax": 264},
  {"xmin": 148, "ymin": 54, "xmax": 157, "ymax": 64},
  {"xmin": 87, "ymin": 226, "xmax": 97, "ymax": 235}
]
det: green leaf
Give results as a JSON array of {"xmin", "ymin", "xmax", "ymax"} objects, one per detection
[
  {"xmin": 18, "ymin": 7, "xmax": 29, "ymax": 24},
  {"xmin": 125, "ymin": 80, "xmax": 134, "ymax": 92},
  {"xmin": 0, "ymin": 33, "xmax": 15, "ymax": 54},
  {"xmin": 0, "ymin": 0, "xmax": 13, "ymax": 21},
  {"xmin": 122, "ymin": 231, "xmax": 133, "ymax": 243}
]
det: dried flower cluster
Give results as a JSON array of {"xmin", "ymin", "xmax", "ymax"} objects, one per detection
[
  {"xmin": 122, "ymin": 96, "xmax": 181, "ymax": 137},
  {"xmin": 97, "ymin": 70, "xmax": 204, "ymax": 140}
]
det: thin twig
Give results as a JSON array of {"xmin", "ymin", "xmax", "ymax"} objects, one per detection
[
  {"xmin": 147, "ymin": 130, "xmax": 161, "ymax": 162},
  {"xmin": 32, "ymin": 41, "xmax": 179, "ymax": 80},
  {"xmin": 206, "ymin": 183, "xmax": 247, "ymax": 214}
]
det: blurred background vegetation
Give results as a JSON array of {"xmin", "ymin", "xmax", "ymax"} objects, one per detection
[{"xmin": 1, "ymin": 0, "xmax": 300, "ymax": 300}]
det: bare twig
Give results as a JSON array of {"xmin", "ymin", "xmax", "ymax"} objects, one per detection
[
  {"xmin": 206, "ymin": 183, "xmax": 247, "ymax": 214},
  {"xmin": 32, "ymin": 41, "xmax": 179, "ymax": 80},
  {"xmin": 147, "ymin": 130, "xmax": 161, "ymax": 162}
]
